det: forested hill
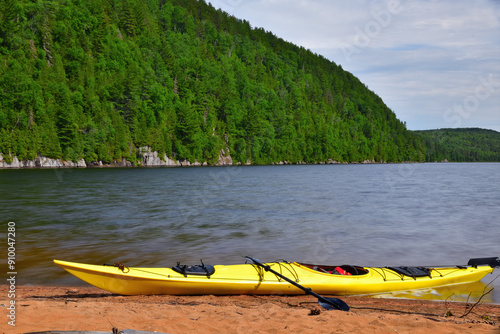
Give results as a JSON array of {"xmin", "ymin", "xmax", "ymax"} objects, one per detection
[
  {"xmin": 0, "ymin": 0, "xmax": 425, "ymax": 166},
  {"xmin": 414, "ymin": 128, "xmax": 500, "ymax": 162}
]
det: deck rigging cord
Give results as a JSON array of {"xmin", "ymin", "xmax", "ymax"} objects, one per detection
[{"xmin": 245, "ymin": 256, "xmax": 350, "ymax": 311}]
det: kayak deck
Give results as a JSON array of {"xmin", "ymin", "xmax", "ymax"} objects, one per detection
[{"xmin": 54, "ymin": 258, "xmax": 496, "ymax": 296}]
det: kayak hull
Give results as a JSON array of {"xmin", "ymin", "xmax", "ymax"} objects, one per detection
[{"xmin": 54, "ymin": 259, "xmax": 494, "ymax": 296}]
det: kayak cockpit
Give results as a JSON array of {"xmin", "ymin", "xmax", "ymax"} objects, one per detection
[{"xmin": 300, "ymin": 263, "xmax": 369, "ymax": 276}]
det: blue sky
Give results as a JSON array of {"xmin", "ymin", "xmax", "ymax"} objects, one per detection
[{"xmin": 210, "ymin": 0, "xmax": 500, "ymax": 132}]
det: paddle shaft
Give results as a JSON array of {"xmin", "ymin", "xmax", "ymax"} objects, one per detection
[{"xmin": 246, "ymin": 257, "xmax": 343, "ymax": 310}]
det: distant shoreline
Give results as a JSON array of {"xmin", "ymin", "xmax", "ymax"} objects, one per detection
[
  {"xmin": 0, "ymin": 149, "xmax": 376, "ymax": 169},
  {"xmin": 3, "ymin": 149, "xmax": 496, "ymax": 170}
]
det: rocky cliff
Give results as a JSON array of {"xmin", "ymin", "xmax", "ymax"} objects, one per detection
[{"xmin": 0, "ymin": 147, "xmax": 234, "ymax": 168}]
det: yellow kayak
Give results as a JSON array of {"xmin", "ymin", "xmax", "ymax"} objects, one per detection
[{"xmin": 54, "ymin": 257, "xmax": 497, "ymax": 296}]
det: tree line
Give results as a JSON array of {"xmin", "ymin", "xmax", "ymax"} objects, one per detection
[
  {"xmin": 414, "ymin": 128, "xmax": 500, "ymax": 162},
  {"xmin": 1, "ymin": 0, "xmax": 428, "ymax": 165}
]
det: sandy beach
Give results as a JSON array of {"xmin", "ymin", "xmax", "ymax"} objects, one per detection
[{"xmin": 1, "ymin": 286, "xmax": 499, "ymax": 334}]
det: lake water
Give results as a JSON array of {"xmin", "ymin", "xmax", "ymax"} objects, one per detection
[{"xmin": 1, "ymin": 163, "xmax": 499, "ymax": 303}]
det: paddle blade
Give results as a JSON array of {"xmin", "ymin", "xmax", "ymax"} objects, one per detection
[{"xmin": 318, "ymin": 297, "xmax": 350, "ymax": 311}]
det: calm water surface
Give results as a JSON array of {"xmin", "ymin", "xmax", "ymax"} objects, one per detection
[{"xmin": 1, "ymin": 163, "xmax": 499, "ymax": 303}]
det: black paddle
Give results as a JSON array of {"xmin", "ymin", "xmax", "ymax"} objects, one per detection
[{"xmin": 245, "ymin": 256, "xmax": 350, "ymax": 311}]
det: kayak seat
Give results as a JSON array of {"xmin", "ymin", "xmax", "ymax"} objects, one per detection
[
  {"xmin": 172, "ymin": 263, "xmax": 215, "ymax": 277},
  {"xmin": 334, "ymin": 266, "xmax": 352, "ymax": 275},
  {"xmin": 305, "ymin": 263, "xmax": 367, "ymax": 275},
  {"xmin": 387, "ymin": 266, "xmax": 431, "ymax": 279}
]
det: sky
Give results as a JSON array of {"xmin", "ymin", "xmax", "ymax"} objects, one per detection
[{"xmin": 209, "ymin": 0, "xmax": 500, "ymax": 132}]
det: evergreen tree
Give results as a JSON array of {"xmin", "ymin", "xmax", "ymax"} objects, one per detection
[{"xmin": 0, "ymin": 0, "xmax": 431, "ymax": 165}]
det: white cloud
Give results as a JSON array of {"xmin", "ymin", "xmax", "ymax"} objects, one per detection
[{"xmin": 211, "ymin": 0, "xmax": 500, "ymax": 131}]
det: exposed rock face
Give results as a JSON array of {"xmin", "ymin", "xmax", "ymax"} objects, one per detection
[
  {"xmin": 0, "ymin": 150, "xmax": 392, "ymax": 168},
  {"xmin": 0, "ymin": 147, "xmax": 233, "ymax": 168},
  {"xmin": 111, "ymin": 158, "xmax": 134, "ymax": 167},
  {"xmin": 139, "ymin": 147, "xmax": 181, "ymax": 167},
  {"xmin": 0, "ymin": 154, "xmax": 86, "ymax": 168},
  {"xmin": 217, "ymin": 149, "xmax": 233, "ymax": 166}
]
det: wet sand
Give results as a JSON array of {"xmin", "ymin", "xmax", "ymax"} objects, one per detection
[{"xmin": 1, "ymin": 286, "xmax": 499, "ymax": 334}]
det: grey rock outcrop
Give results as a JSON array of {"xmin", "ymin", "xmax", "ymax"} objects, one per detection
[
  {"xmin": 139, "ymin": 147, "xmax": 181, "ymax": 167},
  {"xmin": 0, "ymin": 154, "xmax": 86, "ymax": 168},
  {"xmin": 0, "ymin": 147, "xmax": 234, "ymax": 169}
]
